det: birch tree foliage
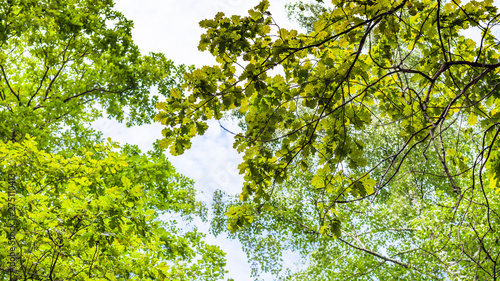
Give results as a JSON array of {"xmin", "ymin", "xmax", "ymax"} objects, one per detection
[
  {"xmin": 156, "ymin": 0, "xmax": 500, "ymax": 279},
  {"xmin": 212, "ymin": 124, "xmax": 498, "ymax": 280}
]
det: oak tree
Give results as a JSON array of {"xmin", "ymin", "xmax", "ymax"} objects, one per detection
[{"xmin": 157, "ymin": 0, "xmax": 500, "ymax": 279}]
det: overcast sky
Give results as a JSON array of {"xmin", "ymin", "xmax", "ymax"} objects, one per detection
[{"xmin": 92, "ymin": 1, "xmax": 301, "ymax": 280}]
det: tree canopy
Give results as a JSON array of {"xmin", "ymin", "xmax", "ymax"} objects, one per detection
[
  {"xmin": 0, "ymin": 0, "xmax": 225, "ymax": 279},
  {"xmin": 0, "ymin": 0, "xmax": 184, "ymax": 146},
  {"xmin": 157, "ymin": 0, "xmax": 500, "ymax": 279}
]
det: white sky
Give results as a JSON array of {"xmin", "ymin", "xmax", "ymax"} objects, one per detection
[{"xmin": 92, "ymin": 0, "xmax": 300, "ymax": 280}]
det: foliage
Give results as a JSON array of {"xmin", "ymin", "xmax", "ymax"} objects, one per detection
[
  {"xmin": 0, "ymin": 136, "xmax": 226, "ymax": 280},
  {"xmin": 0, "ymin": 0, "xmax": 185, "ymax": 146},
  {"xmin": 157, "ymin": 0, "xmax": 500, "ymax": 279},
  {"xmin": 0, "ymin": 0, "xmax": 226, "ymax": 279}
]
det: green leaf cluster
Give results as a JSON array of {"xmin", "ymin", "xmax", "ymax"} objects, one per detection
[{"xmin": 0, "ymin": 137, "xmax": 226, "ymax": 280}]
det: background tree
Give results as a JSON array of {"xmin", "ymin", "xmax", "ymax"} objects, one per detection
[
  {"xmin": 0, "ymin": 0, "xmax": 226, "ymax": 279},
  {"xmin": 157, "ymin": 0, "xmax": 500, "ymax": 279}
]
